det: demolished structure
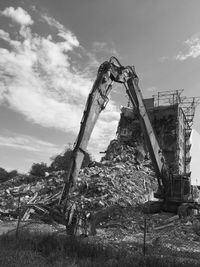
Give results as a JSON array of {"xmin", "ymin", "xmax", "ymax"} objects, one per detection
[
  {"xmin": 59, "ymin": 58, "xmax": 200, "ymax": 215},
  {"xmin": 117, "ymin": 90, "xmax": 200, "ymax": 176}
]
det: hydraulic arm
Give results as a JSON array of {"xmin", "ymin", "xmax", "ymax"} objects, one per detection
[{"xmin": 60, "ymin": 57, "xmax": 190, "ymax": 208}]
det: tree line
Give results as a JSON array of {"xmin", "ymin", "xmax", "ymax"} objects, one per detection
[
  {"xmin": 0, "ymin": 168, "xmax": 18, "ymax": 183},
  {"xmin": 0, "ymin": 148, "xmax": 92, "ymax": 182},
  {"xmin": 30, "ymin": 148, "xmax": 92, "ymax": 176}
]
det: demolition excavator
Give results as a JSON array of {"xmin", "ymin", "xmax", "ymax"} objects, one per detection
[{"xmin": 59, "ymin": 57, "xmax": 193, "ymax": 217}]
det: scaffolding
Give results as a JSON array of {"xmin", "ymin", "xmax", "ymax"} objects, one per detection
[
  {"xmin": 152, "ymin": 90, "xmax": 200, "ymax": 174},
  {"xmin": 124, "ymin": 89, "xmax": 199, "ymax": 174},
  {"xmin": 152, "ymin": 90, "xmax": 200, "ymax": 129},
  {"xmin": 153, "ymin": 89, "xmax": 183, "ymax": 107}
]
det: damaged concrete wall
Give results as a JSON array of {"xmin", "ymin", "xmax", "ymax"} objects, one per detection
[
  {"xmin": 117, "ymin": 100, "xmax": 191, "ymax": 175},
  {"xmin": 149, "ymin": 104, "xmax": 179, "ymax": 174},
  {"xmin": 117, "ymin": 107, "xmax": 143, "ymax": 145}
]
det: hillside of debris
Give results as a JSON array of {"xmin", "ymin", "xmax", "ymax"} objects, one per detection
[
  {"xmin": 0, "ymin": 140, "xmax": 157, "ymax": 222},
  {"xmin": 75, "ymin": 140, "xmax": 157, "ymax": 209}
]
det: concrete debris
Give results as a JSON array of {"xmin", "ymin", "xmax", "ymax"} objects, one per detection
[
  {"xmin": 154, "ymin": 222, "xmax": 174, "ymax": 231},
  {"xmin": 0, "ymin": 172, "xmax": 63, "ymax": 220},
  {"xmin": 0, "ymin": 141, "xmax": 156, "ymax": 222},
  {"xmin": 1, "ymin": 140, "xmax": 200, "ymax": 254}
]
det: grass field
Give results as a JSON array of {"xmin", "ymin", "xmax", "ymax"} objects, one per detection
[{"xmin": 0, "ymin": 229, "xmax": 200, "ymax": 267}]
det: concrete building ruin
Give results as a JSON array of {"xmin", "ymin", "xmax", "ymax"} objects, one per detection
[{"xmin": 117, "ymin": 90, "xmax": 200, "ymax": 176}]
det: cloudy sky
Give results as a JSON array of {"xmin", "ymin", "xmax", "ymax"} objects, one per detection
[{"xmin": 0, "ymin": 0, "xmax": 200, "ymax": 183}]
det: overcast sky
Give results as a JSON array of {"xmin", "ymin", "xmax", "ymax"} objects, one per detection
[{"xmin": 0, "ymin": 0, "xmax": 199, "ymax": 183}]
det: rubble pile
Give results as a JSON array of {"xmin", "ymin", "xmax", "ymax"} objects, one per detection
[
  {"xmin": 74, "ymin": 140, "xmax": 157, "ymax": 212},
  {"xmin": 2, "ymin": 141, "xmax": 200, "ymax": 256},
  {"xmin": 0, "ymin": 140, "xmax": 157, "ymax": 222},
  {"xmin": 0, "ymin": 173, "xmax": 63, "ymax": 218}
]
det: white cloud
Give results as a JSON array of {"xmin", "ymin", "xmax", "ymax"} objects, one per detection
[
  {"xmin": 41, "ymin": 13, "xmax": 65, "ymax": 31},
  {"xmin": 0, "ymin": 32, "xmax": 91, "ymax": 132},
  {"xmin": 0, "ymin": 133, "xmax": 61, "ymax": 154},
  {"xmin": 0, "ymin": 8, "xmax": 119, "ymax": 160},
  {"xmin": 176, "ymin": 34, "xmax": 200, "ymax": 61},
  {"xmin": 90, "ymin": 102, "xmax": 120, "ymax": 160},
  {"xmin": 0, "ymin": 29, "xmax": 10, "ymax": 41},
  {"xmin": 0, "ymin": 7, "xmax": 33, "ymax": 26},
  {"xmin": 41, "ymin": 13, "xmax": 79, "ymax": 49}
]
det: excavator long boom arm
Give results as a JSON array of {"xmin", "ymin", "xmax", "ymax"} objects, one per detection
[
  {"xmin": 124, "ymin": 75, "xmax": 165, "ymax": 189},
  {"xmin": 60, "ymin": 57, "xmax": 166, "ymax": 204},
  {"xmin": 60, "ymin": 60, "xmax": 115, "ymax": 203}
]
